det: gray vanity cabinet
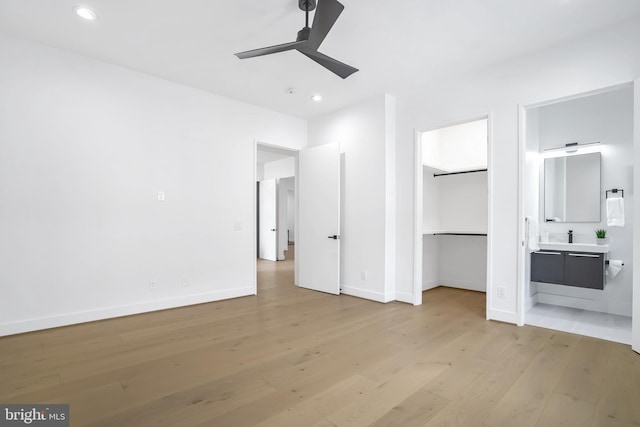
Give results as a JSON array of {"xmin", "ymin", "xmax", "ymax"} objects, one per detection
[
  {"xmin": 565, "ymin": 252, "xmax": 605, "ymax": 289},
  {"xmin": 531, "ymin": 250, "xmax": 605, "ymax": 290},
  {"xmin": 531, "ymin": 251, "xmax": 564, "ymax": 284}
]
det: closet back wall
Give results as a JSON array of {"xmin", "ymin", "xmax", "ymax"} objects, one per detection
[{"xmin": 422, "ymin": 170, "xmax": 488, "ymax": 291}]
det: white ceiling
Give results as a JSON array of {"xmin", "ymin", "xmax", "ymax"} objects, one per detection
[{"xmin": 1, "ymin": 0, "xmax": 639, "ymax": 119}]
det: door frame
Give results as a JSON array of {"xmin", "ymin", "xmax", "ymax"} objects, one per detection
[
  {"xmin": 413, "ymin": 113, "xmax": 494, "ymax": 311},
  {"xmin": 632, "ymin": 77, "xmax": 639, "ymax": 353}
]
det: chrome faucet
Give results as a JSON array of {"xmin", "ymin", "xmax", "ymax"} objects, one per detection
[{"xmin": 568, "ymin": 230, "xmax": 573, "ymax": 243}]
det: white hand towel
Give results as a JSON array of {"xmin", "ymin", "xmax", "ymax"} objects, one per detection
[
  {"xmin": 606, "ymin": 260, "xmax": 623, "ymax": 278},
  {"xmin": 607, "ymin": 197, "xmax": 625, "ymax": 227},
  {"xmin": 526, "ymin": 217, "xmax": 539, "ymax": 252}
]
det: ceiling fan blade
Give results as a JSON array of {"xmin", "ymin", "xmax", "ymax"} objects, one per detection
[
  {"xmin": 308, "ymin": 0, "xmax": 344, "ymax": 49},
  {"xmin": 235, "ymin": 40, "xmax": 307, "ymax": 59},
  {"xmin": 298, "ymin": 48, "xmax": 358, "ymax": 79}
]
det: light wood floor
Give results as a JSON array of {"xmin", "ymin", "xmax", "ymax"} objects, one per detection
[{"xmin": 1, "ymin": 251, "xmax": 639, "ymax": 426}]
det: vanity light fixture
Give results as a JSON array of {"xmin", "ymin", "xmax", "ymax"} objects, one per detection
[
  {"xmin": 73, "ymin": 6, "xmax": 97, "ymax": 21},
  {"xmin": 542, "ymin": 141, "xmax": 600, "ymax": 158},
  {"xmin": 542, "ymin": 141, "xmax": 600, "ymax": 153},
  {"xmin": 564, "ymin": 142, "xmax": 580, "ymax": 153}
]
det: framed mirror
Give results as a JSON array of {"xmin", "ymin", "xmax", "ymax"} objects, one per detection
[{"xmin": 544, "ymin": 152, "xmax": 601, "ymax": 222}]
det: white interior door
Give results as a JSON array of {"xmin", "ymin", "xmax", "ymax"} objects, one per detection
[
  {"xmin": 298, "ymin": 143, "xmax": 340, "ymax": 294},
  {"xmin": 633, "ymin": 77, "xmax": 639, "ymax": 354},
  {"xmin": 259, "ymin": 178, "xmax": 277, "ymax": 261}
]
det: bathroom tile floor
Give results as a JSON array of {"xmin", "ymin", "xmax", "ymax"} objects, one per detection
[{"xmin": 526, "ymin": 303, "xmax": 632, "ymax": 344}]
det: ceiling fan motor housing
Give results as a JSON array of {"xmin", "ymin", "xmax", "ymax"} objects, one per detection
[
  {"xmin": 297, "ymin": 26, "xmax": 311, "ymax": 41},
  {"xmin": 299, "ymin": 0, "xmax": 317, "ymax": 11}
]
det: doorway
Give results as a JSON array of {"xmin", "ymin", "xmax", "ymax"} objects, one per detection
[
  {"xmin": 414, "ymin": 116, "xmax": 492, "ymax": 311},
  {"xmin": 254, "ymin": 142, "xmax": 342, "ymax": 296},
  {"xmin": 256, "ymin": 143, "xmax": 297, "ymax": 288},
  {"xmin": 518, "ymin": 84, "xmax": 634, "ymax": 345}
]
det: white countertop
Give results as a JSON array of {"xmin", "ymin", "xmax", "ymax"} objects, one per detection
[{"xmin": 537, "ymin": 242, "xmax": 609, "ymax": 254}]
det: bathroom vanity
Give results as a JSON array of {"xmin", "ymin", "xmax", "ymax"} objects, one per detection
[{"xmin": 531, "ymin": 242, "xmax": 608, "ymax": 290}]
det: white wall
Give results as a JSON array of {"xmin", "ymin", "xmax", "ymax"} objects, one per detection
[
  {"xmin": 422, "ymin": 235, "xmax": 439, "ymax": 291},
  {"xmin": 422, "ymin": 120, "xmax": 488, "ymax": 172},
  {"xmin": 422, "ymin": 167, "xmax": 441, "ymax": 231},
  {"xmin": 532, "ymin": 87, "xmax": 634, "ymax": 316},
  {"xmin": 277, "ymin": 177, "xmax": 295, "ymax": 259},
  {"xmin": 438, "ymin": 235, "xmax": 487, "ymax": 292},
  {"xmin": 0, "ymin": 33, "xmax": 307, "ymax": 336},
  {"xmin": 308, "ymin": 94, "xmax": 396, "ymax": 302},
  {"xmin": 422, "ymin": 167, "xmax": 488, "ymax": 292},
  {"xmin": 263, "ymin": 157, "xmax": 295, "ymax": 180},
  {"xmin": 524, "ymin": 109, "xmax": 540, "ymax": 309},
  {"xmin": 437, "ymin": 172, "xmax": 488, "ymax": 233},
  {"xmin": 287, "ymin": 189, "xmax": 295, "ymax": 243},
  {"xmin": 395, "ymin": 18, "xmax": 640, "ymax": 323}
]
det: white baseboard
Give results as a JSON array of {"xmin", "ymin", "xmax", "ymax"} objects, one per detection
[
  {"xmin": 395, "ymin": 291, "xmax": 414, "ymax": 304},
  {"xmin": 439, "ymin": 279, "xmax": 487, "ymax": 293},
  {"xmin": 487, "ymin": 308, "xmax": 518, "ymax": 325},
  {"xmin": 0, "ymin": 287, "xmax": 255, "ymax": 337},
  {"xmin": 524, "ymin": 294, "xmax": 539, "ymax": 312},
  {"xmin": 341, "ymin": 285, "xmax": 391, "ymax": 303},
  {"xmin": 536, "ymin": 292, "xmax": 632, "ymax": 316},
  {"xmin": 422, "ymin": 280, "xmax": 439, "ymax": 291}
]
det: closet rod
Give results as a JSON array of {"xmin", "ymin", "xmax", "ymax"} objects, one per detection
[
  {"xmin": 432, "ymin": 233, "xmax": 487, "ymax": 236},
  {"xmin": 433, "ymin": 168, "xmax": 487, "ymax": 177}
]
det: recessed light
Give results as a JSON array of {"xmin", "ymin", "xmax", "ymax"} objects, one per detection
[
  {"xmin": 74, "ymin": 6, "xmax": 96, "ymax": 21},
  {"xmin": 311, "ymin": 94, "xmax": 322, "ymax": 102}
]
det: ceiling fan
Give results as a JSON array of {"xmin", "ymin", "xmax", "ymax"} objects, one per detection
[{"xmin": 234, "ymin": 0, "xmax": 358, "ymax": 79}]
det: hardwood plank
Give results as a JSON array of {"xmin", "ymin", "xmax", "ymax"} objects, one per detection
[
  {"xmin": 553, "ymin": 336, "xmax": 612, "ymax": 404},
  {"xmin": 89, "ymin": 376, "xmax": 276, "ymax": 426},
  {"xmin": 325, "ymin": 361, "xmax": 450, "ymax": 426},
  {"xmin": 423, "ymin": 340, "xmax": 541, "ymax": 427},
  {"xmin": 535, "ymin": 393, "xmax": 595, "ymax": 427},
  {"xmin": 254, "ymin": 375, "xmax": 378, "ymax": 427},
  {"xmin": 481, "ymin": 331, "xmax": 580, "ymax": 427},
  {"xmin": 592, "ymin": 344, "xmax": 640, "ymax": 426},
  {"xmin": 422, "ymin": 355, "xmax": 489, "ymax": 400},
  {"xmin": 370, "ymin": 389, "xmax": 450, "ymax": 427}
]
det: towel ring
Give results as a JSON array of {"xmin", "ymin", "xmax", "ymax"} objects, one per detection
[{"xmin": 606, "ymin": 189, "xmax": 624, "ymax": 198}]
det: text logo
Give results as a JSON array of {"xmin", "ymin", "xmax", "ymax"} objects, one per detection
[{"xmin": 1, "ymin": 405, "xmax": 69, "ymax": 426}]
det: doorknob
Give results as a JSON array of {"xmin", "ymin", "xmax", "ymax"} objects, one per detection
[
  {"xmin": 270, "ymin": 228, "xmax": 276, "ymax": 231},
  {"xmin": 327, "ymin": 235, "xmax": 339, "ymax": 240}
]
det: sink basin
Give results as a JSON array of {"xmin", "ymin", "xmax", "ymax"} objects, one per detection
[{"xmin": 537, "ymin": 242, "xmax": 609, "ymax": 253}]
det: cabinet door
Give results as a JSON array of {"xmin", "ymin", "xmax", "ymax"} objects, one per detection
[
  {"xmin": 565, "ymin": 252, "xmax": 605, "ymax": 290},
  {"xmin": 531, "ymin": 251, "xmax": 565, "ymax": 284}
]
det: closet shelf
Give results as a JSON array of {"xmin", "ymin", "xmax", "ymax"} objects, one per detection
[
  {"xmin": 433, "ymin": 168, "xmax": 487, "ymax": 177},
  {"xmin": 423, "ymin": 229, "xmax": 487, "ymax": 236}
]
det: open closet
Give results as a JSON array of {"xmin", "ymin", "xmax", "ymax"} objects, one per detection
[{"xmin": 421, "ymin": 118, "xmax": 489, "ymax": 294}]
